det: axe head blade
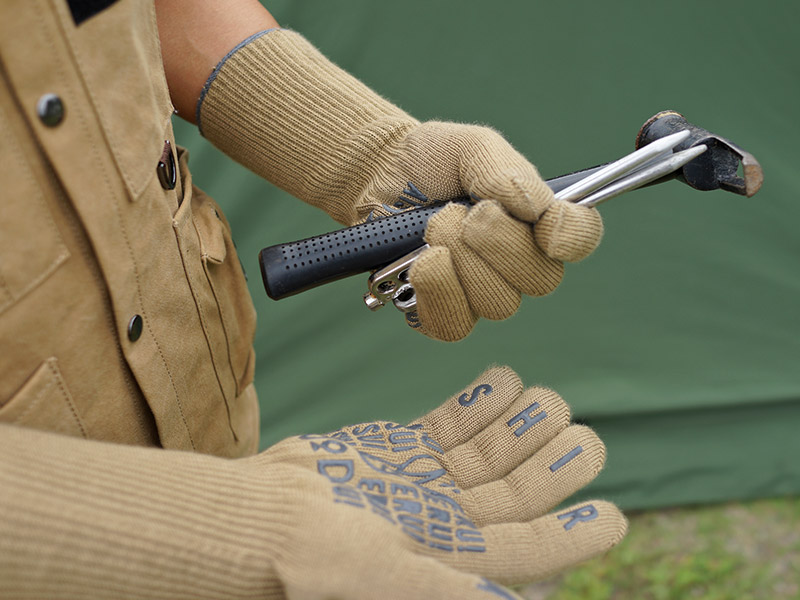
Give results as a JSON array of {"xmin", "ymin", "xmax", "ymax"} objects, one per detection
[{"xmin": 636, "ymin": 110, "xmax": 763, "ymax": 197}]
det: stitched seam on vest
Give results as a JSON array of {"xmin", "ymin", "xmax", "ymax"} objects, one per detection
[
  {"xmin": 0, "ymin": 102, "xmax": 70, "ymax": 310},
  {"xmin": 64, "ymin": 2, "xmax": 166, "ymax": 198},
  {"xmin": 46, "ymin": 359, "xmax": 88, "ymax": 439},
  {"xmin": 12, "ymin": 375, "xmax": 52, "ymax": 425},
  {"xmin": 53, "ymin": 10, "xmax": 195, "ymax": 449},
  {"xmin": 174, "ymin": 214, "xmax": 237, "ymax": 440},
  {"xmin": 201, "ymin": 260, "xmax": 241, "ymax": 398},
  {"xmin": 54, "ymin": 162, "xmax": 150, "ymax": 440}
]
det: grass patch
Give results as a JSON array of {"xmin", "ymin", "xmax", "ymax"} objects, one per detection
[{"xmin": 519, "ymin": 497, "xmax": 800, "ymax": 600}]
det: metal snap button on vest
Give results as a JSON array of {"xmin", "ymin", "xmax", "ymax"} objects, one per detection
[
  {"xmin": 157, "ymin": 140, "xmax": 177, "ymax": 190},
  {"xmin": 127, "ymin": 315, "xmax": 143, "ymax": 342},
  {"xmin": 36, "ymin": 94, "xmax": 65, "ymax": 127}
]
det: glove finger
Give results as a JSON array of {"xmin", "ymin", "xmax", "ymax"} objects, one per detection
[
  {"xmin": 534, "ymin": 200, "xmax": 604, "ymax": 262},
  {"xmin": 449, "ymin": 124, "xmax": 554, "ymax": 223},
  {"xmin": 439, "ymin": 385, "xmax": 571, "ymax": 489},
  {"xmin": 460, "ymin": 425, "xmax": 607, "ymax": 526},
  {"xmin": 413, "ymin": 366, "xmax": 524, "ymax": 452},
  {"xmin": 462, "ymin": 200, "xmax": 564, "ymax": 297},
  {"xmin": 410, "ymin": 245, "xmax": 476, "ymax": 342},
  {"xmin": 425, "ymin": 203, "xmax": 521, "ymax": 321},
  {"xmin": 439, "ymin": 500, "xmax": 627, "ymax": 586}
]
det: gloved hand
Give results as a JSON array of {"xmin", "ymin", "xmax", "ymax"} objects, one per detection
[
  {"xmin": 0, "ymin": 366, "xmax": 625, "ymax": 599},
  {"xmin": 198, "ymin": 29, "xmax": 602, "ymax": 341},
  {"xmin": 394, "ymin": 122, "xmax": 602, "ymax": 340},
  {"xmin": 252, "ymin": 365, "xmax": 626, "ymax": 597}
]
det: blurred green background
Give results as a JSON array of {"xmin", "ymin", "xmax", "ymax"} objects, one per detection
[
  {"xmin": 173, "ymin": 0, "xmax": 800, "ymax": 511},
  {"xmin": 519, "ymin": 497, "xmax": 800, "ymax": 599}
]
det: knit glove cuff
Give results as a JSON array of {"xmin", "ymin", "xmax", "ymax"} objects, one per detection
[{"xmin": 198, "ymin": 29, "xmax": 419, "ymax": 226}]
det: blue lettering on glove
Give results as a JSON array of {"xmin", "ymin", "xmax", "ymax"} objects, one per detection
[
  {"xmin": 317, "ymin": 459, "xmax": 355, "ymax": 483},
  {"xmin": 557, "ymin": 504, "xmax": 598, "ymax": 531},
  {"xmin": 359, "ymin": 452, "xmax": 449, "ymax": 486},
  {"xmin": 455, "ymin": 528, "xmax": 484, "ymax": 543},
  {"xmin": 364, "ymin": 492, "xmax": 395, "ymax": 524},
  {"xmin": 398, "ymin": 514, "xmax": 426, "ymax": 544},
  {"xmin": 308, "ymin": 424, "xmax": 488, "ymax": 554},
  {"xmin": 506, "ymin": 402, "xmax": 547, "ymax": 437},
  {"xmin": 332, "ymin": 485, "xmax": 364, "ymax": 508},
  {"xmin": 358, "ymin": 478, "xmax": 386, "ymax": 494},
  {"xmin": 458, "ymin": 384, "xmax": 494, "ymax": 407},
  {"xmin": 549, "ymin": 446, "xmax": 583, "ymax": 472},
  {"xmin": 477, "ymin": 578, "xmax": 517, "ymax": 599},
  {"xmin": 420, "ymin": 433, "xmax": 444, "ymax": 454},
  {"xmin": 427, "ymin": 505, "xmax": 451, "ymax": 523},
  {"xmin": 351, "ymin": 424, "xmax": 381, "ymax": 436},
  {"xmin": 310, "ymin": 439, "xmax": 349, "ymax": 454},
  {"xmin": 427, "ymin": 523, "xmax": 454, "ymax": 551},
  {"xmin": 319, "ymin": 465, "xmax": 487, "ymax": 553},
  {"xmin": 389, "ymin": 430, "xmax": 418, "ymax": 452},
  {"xmin": 390, "ymin": 482, "xmax": 418, "ymax": 497},
  {"xmin": 393, "ymin": 497, "xmax": 422, "ymax": 514}
]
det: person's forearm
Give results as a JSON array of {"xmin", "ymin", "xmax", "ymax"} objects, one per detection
[
  {"xmin": 0, "ymin": 425, "xmax": 285, "ymax": 598},
  {"xmin": 155, "ymin": 0, "xmax": 279, "ymax": 123}
]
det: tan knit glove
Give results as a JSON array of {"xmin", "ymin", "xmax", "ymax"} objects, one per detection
[
  {"xmin": 199, "ymin": 30, "xmax": 603, "ymax": 341},
  {"xmin": 258, "ymin": 365, "xmax": 627, "ymax": 597},
  {"xmin": 0, "ymin": 367, "xmax": 625, "ymax": 598}
]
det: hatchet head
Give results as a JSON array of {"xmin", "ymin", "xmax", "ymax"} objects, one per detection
[{"xmin": 636, "ymin": 110, "xmax": 763, "ymax": 197}]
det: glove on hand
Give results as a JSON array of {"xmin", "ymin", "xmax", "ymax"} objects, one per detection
[
  {"xmin": 0, "ymin": 367, "xmax": 625, "ymax": 599},
  {"xmin": 199, "ymin": 30, "xmax": 603, "ymax": 341},
  {"xmin": 254, "ymin": 366, "xmax": 626, "ymax": 598},
  {"xmin": 399, "ymin": 123, "xmax": 603, "ymax": 340}
]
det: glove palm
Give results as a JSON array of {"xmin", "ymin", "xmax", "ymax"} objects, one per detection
[{"xmin": 254, "ymin": 366, "xmax": 626, "ymax": 598}]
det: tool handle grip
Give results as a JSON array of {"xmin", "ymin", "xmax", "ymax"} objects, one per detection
[{"xmin": 259, "ymin": 200, "xmax": 462, "ymax": 299}]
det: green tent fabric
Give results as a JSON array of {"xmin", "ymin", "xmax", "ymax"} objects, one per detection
[{"xmin": 172, "ymin": 0, "xmax": 800, "ymax": 509}]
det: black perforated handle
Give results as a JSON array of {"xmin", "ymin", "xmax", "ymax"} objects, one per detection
[
  {"xmin": 259, "ymin": 200, "xmax": 470, "ymax": 299},
  {"xmin": 258, "ymin": 170, "xmax": 603, "ymax": 300}
]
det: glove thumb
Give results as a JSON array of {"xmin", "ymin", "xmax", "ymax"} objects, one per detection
[{"xmin": 534, "ymin": 200, "xmax": 604, "ymax": 262}]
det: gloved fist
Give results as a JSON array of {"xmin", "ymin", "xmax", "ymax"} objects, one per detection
[
  {"xmin": 360, "ymin": 121, "xmax": 604, "ymax": 341},
  {"xmin": 254, "ymin": 366, "xmax": 626, "ymax": 598}
]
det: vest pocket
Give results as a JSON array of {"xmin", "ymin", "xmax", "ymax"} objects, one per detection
[
  {"xmin": 0, "ymin": 357, "xmax": 87, "ymax": 439},
  {"xmin": 0, "ymin": 102, "xmax": 70, "ymax": 316},
  {"xmin": 172, "ymin": 148, "xmax": 257, "ymax": 403},
  {"xmin": 191, "ymin": 185, "xmax": 257, "ymax": 395}
]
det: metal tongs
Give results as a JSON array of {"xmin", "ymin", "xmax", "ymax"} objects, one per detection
[{"xmin": 365, "ymin": 131, "xmax": 707, "ymax": 313}]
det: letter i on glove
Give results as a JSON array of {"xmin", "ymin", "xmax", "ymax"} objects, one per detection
[
  {"xmin": 253, "ymin": 366, "xmax": 626, "ymax": 598},
  {"xmin": 198, "ymin": 29, "xmax": 603, "ymax": 341}
]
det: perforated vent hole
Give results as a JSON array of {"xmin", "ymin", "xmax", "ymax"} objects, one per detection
[{"xmin": 269, "ymin": 202, "xmax": 459, "ymax": 273}]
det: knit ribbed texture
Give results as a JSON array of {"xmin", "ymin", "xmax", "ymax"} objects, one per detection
[
  {"xmin": 411, "ymin": 199, "xmax": 571, "ymax": 341},
  {"xmin": 198, "ymin": 29, "xmax": 418, "ymax": 226},
  {"xmin": 462, "ymin": 200, "xmax": 565, "ymax": 296},
  {"xmin": 424, "ymin": 203, "xmax": 521, "ymax": 321},
  {"xmin": 198, "ymin": 30, "xmax": 604, "ymax": 341},
  {"xmin": 0, "ymin": 424, "xmax": 291, "ymax": 599}
]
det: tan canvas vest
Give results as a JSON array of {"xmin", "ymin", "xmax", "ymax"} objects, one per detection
[{"xmin": 0, "ymin": 0, "xmax": 259, "ymax": 457}]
